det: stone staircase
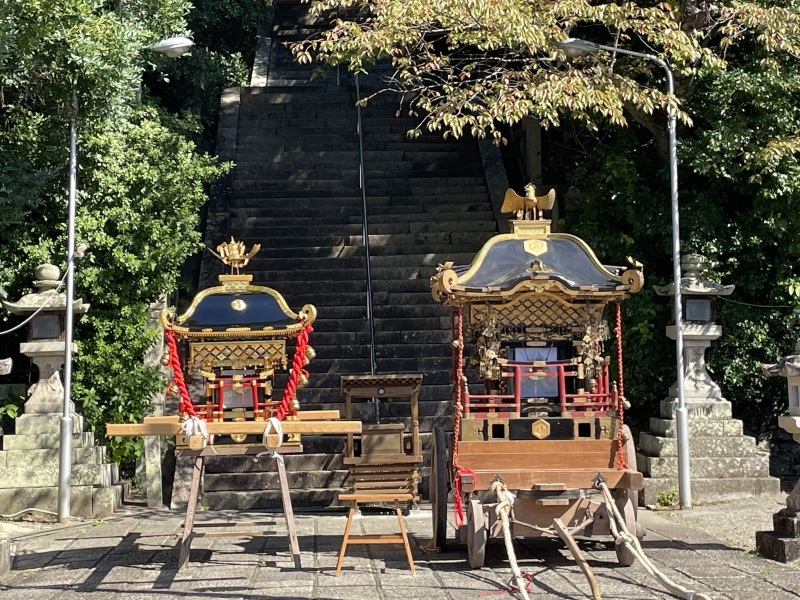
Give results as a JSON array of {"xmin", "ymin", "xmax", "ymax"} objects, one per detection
[
  {"xmin": 637, "ymin": 401, "xmax": 779, "ymax": 505},
  {"xmin": 199, "ymin": 0, "xmax": 499, "ymax": 509}
]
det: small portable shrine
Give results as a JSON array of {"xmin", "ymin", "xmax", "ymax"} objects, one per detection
[
  {"xmin": 429, "ymin": 188, "xmax": 645, "ymax": 568},
  {"xmin": 108, "ymin": 238, "xmax": 362, "ymax": 572},
  {"xmin": 159, "ymin": 238, "xmax": 317, "ymax": 441}
]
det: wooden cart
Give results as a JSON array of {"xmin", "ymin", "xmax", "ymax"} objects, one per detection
[{"xmin": 430, "ymin": 189, "xmax": 646, "ymax": 567}]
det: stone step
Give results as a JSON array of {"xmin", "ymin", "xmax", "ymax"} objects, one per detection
[
  {"xmin": 298, "ymin": 370, "xmax": 451, "ymax": 388},
  {"xmin": 234, "ymin": 154, "xmax": 479, "ymax": 170},
  {"xmin": 204, "ymin": 468, "xmax": 349, "ymax": 491},
  {"xmin": 239, "ymin": 232, "xmax": 491, "ymax": 250},
  {"xmin": 234, "ymin": 220, "xmax": 494, "ymax": 238},
  {"xmin": 281, "ymin": 291, "xmax": 445, "ymax": 307},
  {"xmin": 242, "ymin": 243, "xmax": 482, "ymax": 259},
  {"xmin": 248, "ymin": 264, "xmax": 418, "ymax": 285},
  {"xmin": 648, "ymin": 417, "xmax": 744, "ymax": 437},
  {"xmin": 229, "ymin": 204, "xmax": 492, "ymax": 219},
  {"xmin": 641, "ymin": 476, "xmax": 781, "ymax": 506},
  {"xmin": 235, "ymin": 150, "xmax": 482, "ymax": 163},
  {"xmin": 637, "ymin": 453, "xmax": 772, "ymax": 479},
  {"xmin": 15, "ymin": 413, "xmax": 85, "ymax": 436},
  {"xmin": 233, "ymin": 167, "xmax": 484, "ymax": 181},
  {"xmin": 295, "ymin": 385, "xmax": 452, "ymax": 404},
  {"xmin": 0, "ymin": 483, "xmax": 126, "ymax": 519},
  {"xmin": 312, "ymin": 317, "xmax": 445, "ymax": 333},
  {"xmin": 257, "ymin": 279, "xmax": 434, "ymax": 295},
  {"xmin": 203, "ymin": 487, "xmax": 342, "ymax": 510},
  {"xmin": 0, "ymin": 446, "xmax": 105, "ymax": 469},
  {"xmin": 231, "ymin": 177, "xmax": 487, "ymax": 192},
  {"xmin": 2, "ymin": 431, "xmax": 97, "ymax": 450},
  {"xmin": 0, "ymin": 462, "xmax": 118, "ymax": 489},
  {"xmin": 205, "ymin": 452, "xmax": 345, "ymax": 473},
  {"xmin": 245, "ymin": 252, "xmax": 481, "ymax": 271},
  {"xmin": 638, "ymin": 432, "xmax": 761, "ymax": 457},
  {"xmin": 230, "ymin": 191, "xmax": 491, "ymax": 203},
  {"xmin": 659, "ymin": 399, "xmax": 732, "ymax": 420}
]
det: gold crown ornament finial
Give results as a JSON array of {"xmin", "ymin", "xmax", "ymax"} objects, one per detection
[{"xmin": 210, "ymin": 237, "xmax": 261, "ymax": 274}]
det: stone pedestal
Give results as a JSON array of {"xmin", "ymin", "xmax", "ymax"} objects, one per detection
[
  {"xmin": 0, "ymin": 413, "xmax": 126, "ymax": 518},
  {"xmin": 757, "ymin": 415, "xmax": 800, "ymax": 562},
  {"xmin": 638, "ymin": 398, "xmax": 779, "ymax": 504},
  {"xmin": 20, "ymin": 341, "xmax": 75, "ymax": 415},
  {"xmin": 757, "ymin": 508, "xmax": 800, "ymax": 563}
]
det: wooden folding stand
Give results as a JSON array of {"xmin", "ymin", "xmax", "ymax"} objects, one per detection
[
  {"xmin": 175, "ymin": 444, "xmax": 300, "ymax": 571},
  {"xmin": 335, "ymin": 374, "xmax": 424, "ymax": 575},
  {"xmin": 107, "ymin": 413, "xmax": 362, "ymax": 572}
]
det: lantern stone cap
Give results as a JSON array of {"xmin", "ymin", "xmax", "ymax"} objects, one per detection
[
  {"xmin": 2, "ymin": 263, "xmax": 89, "ymax": 315},
  {"xmin": 653, "ymin": 253, "xmax": 735, "ymax": 297},
  {"xmin": 778, "ymin": 415, "xmax": 800, "ymax": 435},
  {"xmin": 761, "ymin": 354, "xmax": 800, "ymax": 379}
]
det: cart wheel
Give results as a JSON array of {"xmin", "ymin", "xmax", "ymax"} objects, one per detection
[
  {"xmin": 614, "ymin": 424, "xmax": 640, "ymax": 566},
  {"xmin": 467, "ymin": 498, "xmax": 486, "ymax": 569},
  {"xmin": 431, "ymin": 426, "xmax": 450, "ymax": 550}
]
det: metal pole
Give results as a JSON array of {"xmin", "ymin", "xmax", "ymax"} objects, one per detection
[
  {"xmin": 664, "ymin": 67, "xmax": 691, "ymax": 509},
  {"xmin": 353, "ymin": 74, "xmax": 379, "ymax": 420},
  {"xmin": 59, "ymin": 90, "xmax": 78, "ymax": 523},
  {"xmin": 586, "ymin": 42, "xmax": 690, "ymax": 507}
]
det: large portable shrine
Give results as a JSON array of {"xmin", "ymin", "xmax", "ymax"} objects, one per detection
[{"xmin": 429, "ymin": 188, "xmax": 645, "ymax": 568}]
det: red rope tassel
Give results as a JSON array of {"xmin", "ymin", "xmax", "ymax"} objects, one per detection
[
  {"xmin": 614, "ymin": 302, "xmax": 628, "ymax": 470},
  {"xmin": 164, "ymin": 328, "xmax": 196, "ymax": 418},
  {"xmin": 450, "ymin": 307, "xmax": 478, "ymax": 526},
  {"xmin": 453, "ymin": 466, "xmax": 477, "ymax": 528},
  {"xmin": 275, "ymin": 322, "xmax": 313, "ymax": 422}
]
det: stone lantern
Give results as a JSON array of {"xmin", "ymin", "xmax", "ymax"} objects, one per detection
[
  {"xmin": 757, "ymin": 330, "xmax": 800, "ymax": 562},
  {"xmin": 637, "ymin": 254, "xmax": 779, "ymax": 504},
  {"xmin": 2, "ymin": 264, "xmax": 89, "ymax": 415},
  {"xmin": 653, "ymin": 254, "xmax": 734, "ymax": 411},
  {"xmin": 0, "ymin": 264, "xmax": 123, "ymax": 518}
]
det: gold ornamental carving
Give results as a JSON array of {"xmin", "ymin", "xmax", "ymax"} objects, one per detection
[
  {"xmin": 524, "ymin": 239, "xmax": 547, "ymax": 256},
  {"xmin": 210, "ymin": 237, "xmax": 261, "ymax": 274},
  {"xmin": 189, "ymin": 340, "xmax": 286, "ymax": 370},
  {"xmin": 531, "ymin": 419, "xmax": 551, "ymax": 440}
]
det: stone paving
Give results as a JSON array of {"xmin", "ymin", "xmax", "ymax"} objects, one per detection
[{"xmin": 1, "ymin": 505, "xmax": 799, "ymax": 599}]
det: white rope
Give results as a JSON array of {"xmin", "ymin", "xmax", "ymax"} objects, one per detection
[
  {"xmin": 491, "ymin": 478, "xmax": 531, "ymax": 600},
  {"xmin": 256, "ymin": 416, "xmax": 285, "ymax": 465},
  {"xmin": 596, "ymin": 479, "xmax": 713, "ymax": 600},
  {"xmin": 181, "ymin": 416, "xmax": 210, "ymax": 448}
]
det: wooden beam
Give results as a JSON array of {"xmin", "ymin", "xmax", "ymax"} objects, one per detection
[
  {"xmin": 107, "ymin": 419, "xmax": 361, "ymax": 437},
  {"xmin": 142, "ymin": 410, "xmax": 341, "ymax": 423},
  {"xmin": 463, "ymin": 469, "xmax": 643, "ymax": 492}
]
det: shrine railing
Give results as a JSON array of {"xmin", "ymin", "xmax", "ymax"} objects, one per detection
[{"xmin": 461, "ymin": 359, "xmax": 618, "ymax": 419}]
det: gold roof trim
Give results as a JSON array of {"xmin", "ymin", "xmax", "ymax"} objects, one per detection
[{"xmin": 159, "ymin": 282, "xmax": 317, "ymax": 337}]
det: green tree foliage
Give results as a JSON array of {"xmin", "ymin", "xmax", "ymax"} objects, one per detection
[
  {"xmin": 145, "ymin": 0, "xmax": 272, "ymax": 150},
  {"xmin": 291, "ymin": 0, "xmax": 800, "ymax": 141},
  {"xmin": 294, "ymin": 0, "xmax": 800, "ymax": 435},
  {"xmin": 0, "ymin": 0, "xmax": 228, "ymax": 468}
]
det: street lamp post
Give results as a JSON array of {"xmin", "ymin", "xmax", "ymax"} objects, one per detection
[
  {"xmin": 58, "ymin": 36, "xmax": 195, "ymax": 523},
  {"xmin": 557, "ymin": 38, "xmax": 691, "ymax": 508}
]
